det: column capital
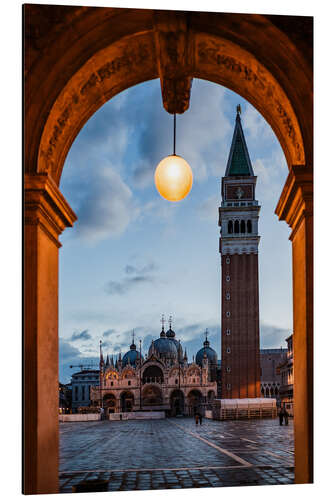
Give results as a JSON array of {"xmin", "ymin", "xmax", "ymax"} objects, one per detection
[
  {"xmin": 24, "ymin": 173, "xmax": 77, "ymax": 246},
  {"xmin": 275, "ymin": 165, "xmax": 313, "ymax": 239}
]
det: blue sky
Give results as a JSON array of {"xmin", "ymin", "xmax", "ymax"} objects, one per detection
[{"xmin": 58, "ymin": 78, "xmax": 292, "ymax": 383}]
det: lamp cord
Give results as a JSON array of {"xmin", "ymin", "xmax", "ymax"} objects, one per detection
[{"xmin": 173, "ymin": 113, "xmax": 176, "ymax": 156}]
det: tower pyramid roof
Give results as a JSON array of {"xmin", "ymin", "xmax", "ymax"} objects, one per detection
[{"xmin": 225, "ymin": 107, "xmax": 254, "ymax": 177}]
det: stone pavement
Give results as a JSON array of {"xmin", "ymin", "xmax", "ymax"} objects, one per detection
[{"xmin": 59, "ymin": 417, "xmax": 294, "ymax": 492}]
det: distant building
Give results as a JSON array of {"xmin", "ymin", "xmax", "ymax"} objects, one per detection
[
  {"xmin": 277, "ymin": 334, "xmax": 294, "ymax": 413},
  {"xmin": 71, "ymin": 369, "xmax": 100, "ymax": 412},
  {"xmin": 59, "ymin": 382, "xmax": 72, "ymax": 413},
  {"xmin": 260, "ymin": 348, "xmax": 287, "ymax": 402},
  {"xmin": 91, "ymin": 322, "xmax": 218, "ymax": 417}
]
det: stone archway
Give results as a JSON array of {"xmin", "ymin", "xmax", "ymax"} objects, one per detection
[
  {"xmin": 142, "ymin": 385, "xmax": 163, "ymax": 407},
  {"xmin": 120, "ymin": 391, "xmax": 134, "ymax": 413},
  {"xmin": 24, "ymin": 6, "xmax": 313, "ymax": 493},
  {"xmin": 103, "ymin": 393, "xmax": 116, "ymax": 413},
  {"xmin": 170, "ymin": 389, "xmax": 185, "ymax": 416},
  {"xmin": 187, "ymin": 390, "xmax": 203, "ymax": 416}
]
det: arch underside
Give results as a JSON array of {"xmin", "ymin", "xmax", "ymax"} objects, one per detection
[{"xmin": 35, "ymin": 27, "xmax": 307, "ymax": 186}]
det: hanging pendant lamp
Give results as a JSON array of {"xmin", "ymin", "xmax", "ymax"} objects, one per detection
[{"xmin": 154, "ymin": 114, "xmax": 193, "ymax": 202}]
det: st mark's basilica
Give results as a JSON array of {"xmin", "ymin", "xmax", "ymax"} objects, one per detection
[{"xmin": 90, "ymin": 318, "xmax": 218, "ymax": 417}]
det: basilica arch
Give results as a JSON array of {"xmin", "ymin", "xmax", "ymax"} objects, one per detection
[
  {"xmin": 142, "ymin": 365, "xmax": 164, "ymax": 385},
  {"xmin": 187, "ymin": 389, "xmax": 203, "ymax": 416},
  {"xmin": 103, "ymin": 393, "xmax": 116, "ymax": 413},
  {"xmin": 142, "ymin": 385, "xmax": 163, "ymax": 407},
  {"xmin": 170, "ymin": 389, "xmax": 185, "ymax": 416},
  {"xmin": 120, "ymin": 391, "xmax": 134, "ymax": 413},
  {"xmin": 24, "ymin": 6, "xmax": 313, "ymax": 493}
]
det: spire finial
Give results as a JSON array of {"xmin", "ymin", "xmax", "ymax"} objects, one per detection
[
  {"xmin": 99, "ymin": 340, "xmax": 104, "ymax": 367},
  {"xmin": 169, "ymin": 315, "xmax": 172, "ymax": 329},
  {"xmin": 237, "ymin": 104, "xmax": 241, "ymax": 115},
  {"xmin": 130, "ymin": 330, "xmax": 136, "ymax": 349},
  {"xmin": 204, "ymin": 329, "xmax": 209, "ymax": 347},
  {"xmin": 161, "ymin": 314, "xmax": 165, "ymax": 331}
]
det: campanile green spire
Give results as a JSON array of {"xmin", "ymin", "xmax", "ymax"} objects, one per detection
[{"xmin": 225, "ymin": 105, "xmax": 254, "ymax": 177}]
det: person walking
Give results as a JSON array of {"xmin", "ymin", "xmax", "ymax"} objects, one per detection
[
  {"xmin": 278, "ymin": 406, "xmax": 284, "ymax": 425},
  {"xmin": 283, "ymin": 408, "xmax": 289, "ymax": 426},
  {"xmin": 195, "ymin": 413, "xmax": 199, "ymax": 425},
  {"xmin": 199, "ymin": 414, "xmax": 202, "ymax": 425}
]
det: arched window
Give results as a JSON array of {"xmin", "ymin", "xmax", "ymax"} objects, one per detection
[
  {"xmin": 143, "ymin": 365, "xmax": 164, "ymax": 385},
  {"xmin": 247, "ymin": 220, "xmax": 252, "ymax": 233},
  {"xmin": 240, "ymin": 220, "xmax": 245, "ymax": 233},
  {"xmin": 228, "ymin": 220, "xmax": 233, "ymax": 234},
  {"xmin": 234, "ymin": 220, "xmax": 239, "ymax": 233}
]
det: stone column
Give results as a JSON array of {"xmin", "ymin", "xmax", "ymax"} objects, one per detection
[
  {"xmin": 275, "ymin": 165, "xmax": 313, "ymax": 484},
  {"xmin": 24, "ymin": 174, "xmax": 76, "ymax": 494}
]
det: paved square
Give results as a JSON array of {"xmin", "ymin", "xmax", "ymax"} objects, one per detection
[{"xmin": 59, "ymin": 417, "xmax": 294, "ymax": 492}]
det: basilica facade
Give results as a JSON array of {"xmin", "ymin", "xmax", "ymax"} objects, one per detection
[{"xmin": 90, "ymin": 322, "xmax": 218, "ymax": 417}]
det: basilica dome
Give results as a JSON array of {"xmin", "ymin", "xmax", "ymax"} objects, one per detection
[
  {"xmin": 122, "ymin": 341, "xmax": 143, "ymax": 368},
  {"xmin": 165, "ymin": 326, "xmax": 183, "ymax": 358},
  {"xmin": 149, "ymin": 328, "xmax": 178, "ymax": 360},
  {"xmin": 195, "ymin": 337, "xmax": 218, "ymax": 366}
]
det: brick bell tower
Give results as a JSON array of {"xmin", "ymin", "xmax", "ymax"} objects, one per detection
[{"xmin": 218, "ymin": 105, "xmax": 261, "ymax": 399}]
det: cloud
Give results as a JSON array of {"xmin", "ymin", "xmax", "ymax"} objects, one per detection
[
  {"xmin": 260, "ymin": 324, "xmax": 290, "ymax": 349},
  {"xmin": 197, "ymin": 194, "xmax": 220, "ymax": 220},
  {"xmin": 105, "ymin": 275, "xmax": 155, "ymax": 295},
  {"xmin": 103, "ymin": 328, "xmax": 117, "ymax": 338},
  {"xmin": 69, "ymin": 166, "xmax": 136, "ymax": 243},
  {"xmin": 125, "ymin": 262, "xmax": 157, "ymax": 275},
  {"xmin": 132, "ymin": 160, "xmax": 154, "ymax": 189},
  {"xmin": 242, "ymin": 104, "xmax": 273, "ymax": 142},
  {"xmin": 59, "ymin": 338, "xmax": 99, "ymax": 383},
  {"xmin": 59, "ymin": 338, "xmax": 82, "ymax": 360},
  {"xmin": 101, "ymin": 340, "xmax": 124, "ymax": 352},
  {"xmin": 139, "ymin": 199, "xmax": 179, "ymax": 221},
  {"xmin": 70, "ymin": 329, "xmax": 91, "ymax": 342},
  {"xmin": 105, "ymin": 259, "xmax": 158, "ymax": 295}
]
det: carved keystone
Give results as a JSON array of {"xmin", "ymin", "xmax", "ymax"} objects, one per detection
[{"xmin": 153, "ymin": 11, "xmax": 193, "ymax": 114}]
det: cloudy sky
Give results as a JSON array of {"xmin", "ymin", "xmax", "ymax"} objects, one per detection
[{"xmin": 59, "ymin": 78, "xmax": 292, "ymax": 383}]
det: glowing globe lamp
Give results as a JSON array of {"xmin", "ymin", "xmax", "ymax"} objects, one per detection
[
  {"xmin": 154, "ymin": 113, "xmax": 193, "ymax": 202},
  {"xmin": 154, "ymin": 154, "xmax": 193, "ymax": 202}
]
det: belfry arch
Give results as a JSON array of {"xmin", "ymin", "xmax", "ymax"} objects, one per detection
[{"xmin": 24, "ymin": 6, "xmax": 313, "ymax": 494}]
